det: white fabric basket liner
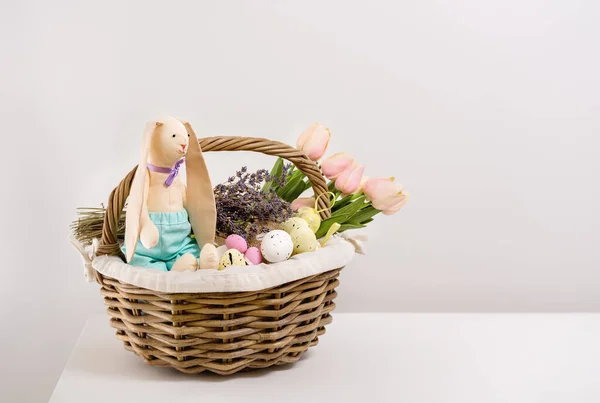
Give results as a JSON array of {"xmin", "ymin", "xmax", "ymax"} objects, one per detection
[{"xmin": 71, "ymin": 233, "xmax": 366, "ymax": 293}]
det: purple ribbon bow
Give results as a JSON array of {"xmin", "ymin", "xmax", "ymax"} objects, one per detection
[{"xmin": 147, "ymin": 159, "xmax": 184, "ymax": 187}]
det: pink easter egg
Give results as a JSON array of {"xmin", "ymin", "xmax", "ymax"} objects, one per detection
[
  {"xmin": 225, "ymin": 234, "xmax": 248, "ymax": 253},
  {"xmin": 244, "ymin": 247, "xmax": 263, "ymax": 265}
]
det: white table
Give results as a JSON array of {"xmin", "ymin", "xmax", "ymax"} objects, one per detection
[{"xmin": 50, "ymin": 313, "xmax": 600, "ymax": 403}]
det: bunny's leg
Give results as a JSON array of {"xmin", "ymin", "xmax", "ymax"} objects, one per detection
[
  {"xmin": 199, "ymin": 244, "xmax": 219, "ymax": 270},
  {"xmin": 126, "ymin": 252, "xmax": 168, "ymax": 272},
  {"xmin": 171, "ymin": 253, "xmax": 198, "ymax": 272}
]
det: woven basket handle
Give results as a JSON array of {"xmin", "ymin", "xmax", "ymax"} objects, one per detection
[{"xmin": 97, "ymin": 136, "xmax": 331, "ymax": 256}]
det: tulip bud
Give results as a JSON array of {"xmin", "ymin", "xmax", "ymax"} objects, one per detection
[
  {"xmin": 296, "ymin": 123, "xmax": 331, "ymax": 161},
  {"xmin": 357, "ymin": 175, "xmax": 370, "ymax": 194},
  {"xmin": 363, "ymin": 177, "xmax": 408, "ymax": 215},
  {"xmin": 335, "ymin": 163, "xmax": 365, "ymax": 194},
  {"xmin": 380, "ymin": 192, "xmax": 409, "ymax": 215},
  {"xmin": 321, "ymin": 152, "xmax": 354, "ymax": 180},
  {"xmin": 291, "ymin": 197, "xmax": 315, "ymax": 211}
]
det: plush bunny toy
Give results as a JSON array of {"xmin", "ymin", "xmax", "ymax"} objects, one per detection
[{"xmin": 123, "ymin": 117, "xmax": 218, "ymax": 272}]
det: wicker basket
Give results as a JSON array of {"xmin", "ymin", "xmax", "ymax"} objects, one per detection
[{"xmin": 93, "ymin": 136, "xmax": 343, "ymax": 375}]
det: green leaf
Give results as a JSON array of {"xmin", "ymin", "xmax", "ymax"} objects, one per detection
[
  {"xmin": 338, "ymin": 223, "xmax": 366, "ymax": 232},
  {"xmin": 277, "ymin": 171, "xmax": 306, "ymax": 202},
  {"xmin": 315, "ymin": 217, "xmax": 339, "ymax": 238},
  {"xmin": 328, "ymin": 180, "xmax": 337, "ymax": 193},
  {"xmin": 331, "ymin": 194, "xmax": 354, "ymax": 213},
  {"xmin": 315, "ymin": 196, "xmax": 365, "ymax": 237},
  {"xmin": 303, "ymin": 180, "xmax": 313, "ymax": 193},
  {"xmin": 285, "ymin": 178, "xmax": 309, "ymax": 202},
  {"xmin": 262, "ymin": 157, "xmax": 284, "ymax": 193},
  {"xmin": 346, "ymin": 205, "xmax": 381, "ymax": 225},
  {"xmin": 316, "ymin": 219, "xmax": 368, "ymax": 238},
  {"xmin": 329, "ymin": 195, "xmax": 367, "ymax": 222}
]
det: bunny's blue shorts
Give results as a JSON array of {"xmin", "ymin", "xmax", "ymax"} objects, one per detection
[{"xmin": 122, "ymin": 210, "xmax": 200, "ymax": 272}]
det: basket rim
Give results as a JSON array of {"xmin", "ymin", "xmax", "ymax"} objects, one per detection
[{"xmin": 88, "ymin": 234, "xmax": 355, "ymax": 293}]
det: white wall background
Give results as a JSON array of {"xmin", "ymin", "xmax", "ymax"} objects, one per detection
[{"xmin": 1, "ymin": 0, "xmax": 599, "ymax": 401}]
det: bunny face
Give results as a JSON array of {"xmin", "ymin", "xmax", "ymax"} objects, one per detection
[{"xmin": 149, "ymin": 117, "xmax": 190, "ymax": 167}]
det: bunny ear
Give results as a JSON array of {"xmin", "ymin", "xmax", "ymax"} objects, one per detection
[
  {"xmin": 183, "ymin": 122, "xmax": 216, "ymax": 246},
  {"xmin": 124, "ymin": 123, "xmax": 158, "ymax": 262}
]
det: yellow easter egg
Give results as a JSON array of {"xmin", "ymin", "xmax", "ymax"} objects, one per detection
[
  {"xmin": 281, "ymin": 217, "xmax": 310, "ymax": 234},
  {"xmin": 295, "ymin": 207, "xmax": 321, "ymax": 233},
  {"xmin": 218, "ymin": 249, "xmax": 247, "ymax": 270},
  {"xmin": 290, "ymin": 227, "xmax": 318, "ymax": 255}
]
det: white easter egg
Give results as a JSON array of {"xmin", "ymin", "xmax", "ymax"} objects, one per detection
[
  {"xmin": 290, "ymin": 227, "xmax": 318, "ymax": 255},
  {"xmin": 218, "ymin": 249, "xmax": 247, "ymax": 270},
  {"xmin": 260, "ymin": 230, "xmax": 294, "ymax": 263}
]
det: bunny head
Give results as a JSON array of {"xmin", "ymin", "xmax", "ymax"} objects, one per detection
[
  {"xmin": 147, "ymin": 117, "xmax": 189, "ymax": 167},
  {"xmin": 124, "ymin": 117, "xmax": 217, "ymax": 263}
]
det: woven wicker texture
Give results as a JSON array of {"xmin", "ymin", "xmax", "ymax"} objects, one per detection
[
  {"xmin": 95, "ymin": 136, "xmax": 343, "ymax": 375},
  {"xmin": 100, "ymin": 268, "xmax": 340, "ymax": 375}
]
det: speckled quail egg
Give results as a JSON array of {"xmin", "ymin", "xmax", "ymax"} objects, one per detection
[
  {"xmin": 295, "ymin": 207, "xmax": 321, "ymax": 233},
  {"xmin": 260, "ymin": 230, "xmax": 294, "ymax": 263},
  {"xmin": 290, "ymin": 227, "xmax": 319, "ymax": 255},
  {"xmin": 218, "ymin": 248, "xmax": 247, "ymax": 270},
  {"xmin": 281, "ymin": 217, "xmax": 310, "ymax": 234}
]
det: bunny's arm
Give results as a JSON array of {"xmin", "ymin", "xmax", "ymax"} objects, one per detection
[
  {"xmin": 139, "ymin": 169, "xmax": 159, "ymax": 249},
  {"xmin": 140, "ymin": 169, "xmax": 151, "ymax": 226}
]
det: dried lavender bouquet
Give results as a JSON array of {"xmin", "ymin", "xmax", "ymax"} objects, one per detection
[{"xmin": 214, "ymin": 165, "xmax": 293, "ymax": 243}]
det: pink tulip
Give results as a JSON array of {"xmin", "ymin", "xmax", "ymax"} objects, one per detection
[
  {"xmin": 380, "ymin": 192, "xmax": 409, "ymax": 215},
  {"xmin": 296, "ymin": 123, "xmax": 331, "ymax": 161},
  {"xmin": 357, "ymin": 175, "xmax": 370, "ymax": 194},
  {"xmin": 291, "ymin": 197, "xmax": 315, "ymax": 211},
  {"xmin": 321, "ymin": 152, "xmax": 354, "ymax": 179},
  {"xmin": 363, "ymin": 177, "xmax": 408, "ymax": 215},
  {"xmin": 335, "ymin": 163, "xmax": 365, "ymax": 194}
]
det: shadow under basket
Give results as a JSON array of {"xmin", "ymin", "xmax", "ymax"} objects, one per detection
[{"xmin": 93, "ymin": 135, "xmax": 344, "ymax": 375}]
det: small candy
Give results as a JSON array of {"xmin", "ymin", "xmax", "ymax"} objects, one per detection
[
  {"xmin": 225, "ymin": 234, "xmax": 248, "ymax": 253},
  {"xmin": 218, "ymin": 249, "xmax": 247, "ymax": 270},
  {"xmin": 281, "ymin": 217, "xmax": 310, "ymax": 234},
  {"xmin": 244, "ymin": 247, "xmax": 263, "ymax": 265},
  {"xmin": 260, "ymin": 230, "xmax": 294, "ymax": 263}
]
